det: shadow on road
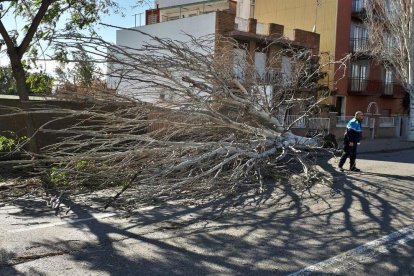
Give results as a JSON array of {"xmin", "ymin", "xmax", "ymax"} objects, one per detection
[{"xmin": 1, "ymin": 156, "xmax": 413, "ymax": 275}]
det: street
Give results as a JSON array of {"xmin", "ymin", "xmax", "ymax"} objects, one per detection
[{"xmin": 1, "ymin": 149, "xmax": 414, "ymax": 275}]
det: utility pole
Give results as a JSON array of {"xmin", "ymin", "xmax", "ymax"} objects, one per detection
[{"xmin": 312, "ymin": 0, "xmax": 321, "ymax": 32}]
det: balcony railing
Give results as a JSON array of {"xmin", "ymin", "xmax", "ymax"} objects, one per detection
[
  {"xmin": 276, "ymin": 115, "xmax": 306, "ymax": 128},
  {"xmin": 256, "ymin": 69, "xmax": 282, "ymax": 85},
  {"xmin": 348, "ymin": 78, "xmax": 382, "ymax": 95},
  {"xmin": 379, "ymin": 117, "xmax": 396, "ymax": 127},
  {"xmin": 382, "ymin": 83, "xmax": 406, "ymax": 98},
  {"xmin": 349, "ymin": 38, "xmax": 369, "ymax": 53},
  {"xmin": 348, "ymin": 78, "xmax": 406, "ymax": 97}
]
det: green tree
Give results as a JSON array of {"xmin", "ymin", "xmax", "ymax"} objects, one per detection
[
  {"xmin": 26, "ymin": 71, "xmax": 54, "ymax": 95},
  {"xmin": 0, "ymin": 0, "xmax": 121, "ymax": 99},
  {"xmin": 0, "ymin": 65, "xmax": 53, "ymax": 95},
  {"xmin": 0, "ymin": 66, "xmax": 16, "ymax": 94},
  {"xmin": 73, "ymin": 51, "xmax": 98, "ymax": 86},
  {"xmin": 0, "ymin": 0, "xmax": 126, "ymax": 153}
]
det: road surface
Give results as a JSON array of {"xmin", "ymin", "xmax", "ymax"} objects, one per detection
[{"xmin": 1, "ymin": 149, "xmax": 413, "ymax": 275}]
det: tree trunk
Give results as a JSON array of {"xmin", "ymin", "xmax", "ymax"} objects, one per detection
[
  {"xmin": 407, "ymin": 91, "xmax": 414, "ymax": 141},
  {"xmin": 407, "ymin": 0, "xmax": 414, "ymax": 141},
  {"xmin": 9, "ymin": 50, "xmax": 39, "ymax": 154}
]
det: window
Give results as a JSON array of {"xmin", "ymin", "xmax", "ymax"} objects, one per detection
[
  {"xmin": 168, "ymin": 15, "xmax": 179, "ymax": 21},
  {"xmin": 384, "ymin": 33, "xmax": 398, "ymax": 52},
  {"xmin": 335, "ymin": 96, "xmax": 345, "ymax": 116},
  {"xmin": 350, "ymin": 62, "xmax": 368, "ymax": 91},
  {"xmin": 350, "ymin": 23, "xmax": 368, "ymax": 52},
  {"xmin": 250, "ymin": 0, "xmax": 255, "ymax": 18},
  {"xmin": 383, "ymin": 68, "xmax": 394, "ymax": 95},
  {"xmin": 281, "ymin": 56, "xmax": 292, "ymax": 86},
  {"xmin": 254, "ymin": 52, "xmax": 266, "ymax": 81},
  {"xmin": 352, "ymin": 0, "xmax": 366, "ymax": 13}
]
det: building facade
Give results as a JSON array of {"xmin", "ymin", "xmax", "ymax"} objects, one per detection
[
  {"xmin": 252, "ymin": 0, "xmax": 406, "ymax": 117},
  {"xmin": 107, "ymin": 0, "xmax": 320, "ymax": 109}
]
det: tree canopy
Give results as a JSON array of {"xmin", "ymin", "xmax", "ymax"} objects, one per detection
[{"xmin": 0, "ymin": 65, "xmax": 53, "ymax": 95}]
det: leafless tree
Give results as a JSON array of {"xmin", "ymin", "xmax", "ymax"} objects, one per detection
[
  {"xmin": 5, "ymin": 30, "xmax": 348, "ymax": 207},
  {"xmin": 364, "ymin": 0, "xmax": 414, "ymax": 141}
]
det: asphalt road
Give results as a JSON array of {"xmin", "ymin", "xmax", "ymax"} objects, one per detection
[{"xmin": 0, "ymin": 149, "xmax": 413, "ymax": 275}]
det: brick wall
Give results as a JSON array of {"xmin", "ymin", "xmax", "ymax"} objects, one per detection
[{"xmin": 294, "ymin": 29, "xmax": 320, "ymax": 54}]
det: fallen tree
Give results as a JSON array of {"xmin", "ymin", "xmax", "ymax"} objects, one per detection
[{"xmin": 2, "ymin": 31, "xmax": 348, "ymax": 207}]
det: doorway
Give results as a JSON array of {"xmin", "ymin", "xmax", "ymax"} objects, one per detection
[{"xmin": 335, "ymin": 96, "xmax": 345, "ymax": 116}]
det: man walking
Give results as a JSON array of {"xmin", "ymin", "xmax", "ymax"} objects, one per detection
[{"xmin": 338, "ymin": 111, "xmax": 364, "ymax": 172}]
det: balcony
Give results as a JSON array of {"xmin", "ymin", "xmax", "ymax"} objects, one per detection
[
  {"xmin": 256, "ymin": 69, "xmax": 282, "ymax": 85},
  {"xmin": 348, "ymin": 78, "xmax": 382, "ymax": 95},
  {"xmin": 381, "ymin": 83, "xmax": 406, "ymax": 98},
  {"xmin": 349, "ymin": 38, "xmax": 369, "ymax": 53},
  {"xmin": 348, "ymin": 78, "xmax": 406, "ymax": 98}
]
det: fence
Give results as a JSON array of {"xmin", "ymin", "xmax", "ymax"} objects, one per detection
[
  {"xmin": 308, "ymin": 118, "xmax": 330, "ymax": 130},
  {"xmin": 336, "ymin": 116, "xmax": 369, "ymax": 127},
  {"xmin": 283, "ymin": 114, "xmax": 403, "ymax": 140},
  {"xmin": 379, "ymin": 117, "xmax": 396, "ymax": 127},
  {"xmin": 276, "ymin": 115, "xmax": 329, "ymax": 130}
]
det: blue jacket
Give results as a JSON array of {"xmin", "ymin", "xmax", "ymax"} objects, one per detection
[{"xmin": 345, "ymin": 118, "xmax": 362, "ymax": 143}]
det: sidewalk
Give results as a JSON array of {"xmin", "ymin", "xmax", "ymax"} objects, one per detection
[{"xmin": 357, "ymin": 137, "xmax": 414, "ymax": 153}]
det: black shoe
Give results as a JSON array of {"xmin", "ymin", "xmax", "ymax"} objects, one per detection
[{"xmin": 350, "ymin": 167, "xmax": 361, "ymax": 172}]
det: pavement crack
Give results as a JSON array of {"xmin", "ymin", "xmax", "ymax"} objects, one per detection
[{"xmin": 4, "ymin": 251, "xmax": 69, "ymax": 266}]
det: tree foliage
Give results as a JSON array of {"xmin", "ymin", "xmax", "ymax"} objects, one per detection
[
  {"xmin": 73, "ymin": 51, "xmax": 98, "ymax": 86},
  {"xmin": 0, "ymin": 0, "xmax": 125, "ymax": 99},
  {"xmin": 0, "ymin": 65, "xmax": 53, "ymax": 95},
  {"xmin": 0, "ymin": 66, "xmax": 15, "ymax": 94},
  {"xmin": 25, "ymin": 71, "xmax": 54, "ymax": 94}
]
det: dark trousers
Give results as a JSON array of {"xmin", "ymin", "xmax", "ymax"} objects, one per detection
[{"xmin": 338, "ymin": 144, "xmax": 358, "ymax": 169}]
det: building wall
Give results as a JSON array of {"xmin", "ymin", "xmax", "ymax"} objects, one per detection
[
  {"xmin": 117, "ymin": 13, "xmax": 216, "ymax": 48},
  {"xmin": 254, "ymin": 0, "xmax": 338, "ymax": 105},
  {"xmin": 334, "ymin": 0, "xmax": 352, "ymax": 98},
  {"xmin": 255, "ymin": 0, "xmax": 405, "ymax": 117},
  {"xmin": 110, "ymin": 13, "xmax": 217, "ymax": 102},
  {"xmin": 255, "ymin": 0, "xmax": 338, "ymax": 58},
  {"xmin": 237, "ymin": 0, "xmax": 252, "ymax": 19},
  {"xmin": 345, "ymin": 96, "xmax": 404, "ymax": 117}
]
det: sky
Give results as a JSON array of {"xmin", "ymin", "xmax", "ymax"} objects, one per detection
[{"xmin": 0, "ymin": 0, "xmax": 151, "ymax": 72}]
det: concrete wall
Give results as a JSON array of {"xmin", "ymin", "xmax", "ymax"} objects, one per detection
[
  {"xmin": 0, "ymin": 97, "xmax": 91, "ymax": 149},
  {"xmin": 0, "ymin": 97, "xmax": 141, "ymax": 150},
  {"xmin": 116, "ymin": 12, "xmax": 216, "ymax": 48}
]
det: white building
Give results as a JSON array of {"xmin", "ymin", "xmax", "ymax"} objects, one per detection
[{"xmin": 107, "ymin": 0, "xmax": 320, "ymax": 103}]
